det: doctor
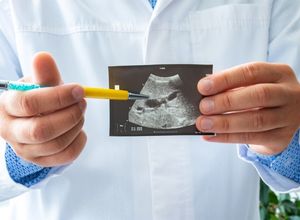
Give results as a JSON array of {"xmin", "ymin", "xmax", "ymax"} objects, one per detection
[{"xmin": 0, "ymin": 0, "xmax": 300, "ymax": 220}]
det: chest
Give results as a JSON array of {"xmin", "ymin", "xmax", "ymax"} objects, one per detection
[{"xmin": 10, "ymin": 0, "xmax": 272, "ymax": 84}]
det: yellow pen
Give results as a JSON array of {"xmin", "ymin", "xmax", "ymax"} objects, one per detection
[
  {"xmin": 0, "ymin": 80, "xmax": 149, "ymax": 100},
  {"xmin": 83, "ymin": 86, "xmax": 149, "ymax": 100}
]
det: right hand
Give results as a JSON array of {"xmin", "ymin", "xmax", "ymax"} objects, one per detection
[{"xmin": 0, "ymin": 52, "xmax": 87, "ymax": 167}]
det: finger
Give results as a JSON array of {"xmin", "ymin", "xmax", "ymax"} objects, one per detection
[
  {"xmin": 32, "ymin": 52, "xmax": 63, "ymax": 86},
  {"xmin": 201, "ymin": 127, "xmax": 294, "ymax": 155},
  {"xmin": 196, "ymin": 107, "xmax": 288, "ymax": 133},
  {"xmin": 200, "ymin": 84, "xmax": 288, "ymax": 115},
  {"xmin": 10, "ymin": 100, "xmax": 86, "ymax": 144},
  {"xmin": 3, "ymin": 83, "xmax": 84, "ymax": 117},
  {"xmin": 0, "ymin": 107, "xmax": 13, "ymax": 141},
  {"xmin": 30, "ymin": 131, "xmax": 87, "ymax": 167},
  {"xmin": 19, "ymin": 76, "xmax": 32, "ymax": 83},
  {"xmin": 198, "ymin": 62, "xmax": 290, "ymax": 96},
  {"xmin": 0, "ymin": 76, "xmax": 32, "ymax": 110},
  {"xmin": 12, "ymin": 118, "xmax": 85, "ymax": 158}
]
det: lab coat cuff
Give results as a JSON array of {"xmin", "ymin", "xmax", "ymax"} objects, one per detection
[
  {"xmin": 0, "ymin": 137, "xmax": 28, "ymax": 201},
  {"xmin": 237, "ymin": 144, "xmax": 300, "ymax": 193},
  {"xmin": 0, "ymin": 137, "xmax": 71, "ymax": 200},
  {"xmin": 29, "ymin": 164, "xmax": 70, "ymax": 189}
]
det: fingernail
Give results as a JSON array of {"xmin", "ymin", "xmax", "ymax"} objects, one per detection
[
  {"xmin": 201, "ymin": 99, "xmax": 215, "ymax": 113},
  {"xmin": 201, "ymin": 79, "xmax": 213, "ymax": 91},
  {"xmin": 200, "ymin": 118, "xmax": 214, "ymax": 130},
  {"xmin": 78, "ymin": 100, "xmax": 86, "ymax": 112},
  {"xmin": 72, "ymin": 86, "xmax": 84, "ymax": 100}
]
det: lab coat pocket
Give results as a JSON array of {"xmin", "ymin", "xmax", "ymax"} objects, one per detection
[{"xmin": 189, "ymin": 4, "xmax": 271, "ymax": 71}]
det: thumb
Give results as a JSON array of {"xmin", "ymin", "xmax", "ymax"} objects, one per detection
[{"xmin": 31, "ymin": 52, "xmax": 63, "ymax": 86}]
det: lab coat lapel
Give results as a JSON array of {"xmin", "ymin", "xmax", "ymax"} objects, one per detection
[
  {"xmin": 142, "ymin": 0, "xmax": 175, "ymax": 62},
  {"xmin": 151, "ymin": 0, "xmax": 174, "ymax": 18}
]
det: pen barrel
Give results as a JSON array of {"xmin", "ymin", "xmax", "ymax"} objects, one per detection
[
  {"xmin": 7, "ymin": 81, "xmax": 41, "ymax": 91},
  {"xmin": 83, "ymin": 87, "xmax": 129, "ymax": 100}
]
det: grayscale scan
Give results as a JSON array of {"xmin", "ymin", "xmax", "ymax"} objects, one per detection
[
  {"xmin": 109, "ymin": 64, "xmax": 214, "ymax": 136},
  {"xmin": 129, "ymin": 74, "xmax": 198, "ymax": 129}
]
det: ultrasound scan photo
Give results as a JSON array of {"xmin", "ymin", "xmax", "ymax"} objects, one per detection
[{"xmin": 109, "ymin": 64, "xmax": 214, "ymax": 136}]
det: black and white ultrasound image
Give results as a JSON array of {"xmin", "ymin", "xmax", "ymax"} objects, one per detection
[{"xmin": 109, "ymin": 64, "xmax": 214, "ymax": 136}]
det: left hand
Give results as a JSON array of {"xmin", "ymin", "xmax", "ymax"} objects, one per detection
[{"xmin": 196, "ymin": 62, "xmax": 300, "ymax": 155}]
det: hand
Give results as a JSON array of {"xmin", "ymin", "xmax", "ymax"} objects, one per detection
[
  {"xmin": 0, "ymin": 52, "xmax": 87, "ymax": 167},
  {"xmin": 196, "ymin": 62, "xmax": 300, "ymax": 155}
]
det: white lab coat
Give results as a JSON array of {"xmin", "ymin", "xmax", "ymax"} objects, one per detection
[{"xmin": 0, "ymin": 0, "xmax": 300, "ymax": 219}]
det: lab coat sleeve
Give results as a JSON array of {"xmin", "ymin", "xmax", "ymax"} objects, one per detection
[
  {"xmin": 0, "ymin": 2, "xmax": 69, "ymax": 201},
  {"xmin": 238, "ymin": 130, "xmax": 300, "ymax": 193},
  {"xmin": 238, "ymin": 0, "xmax": 300, "ymax": 193},
  {"xmin": 0, "ymin": 140, "xmax": 67, "ymax": 201},
  {"xmin": 267, "ymin": 0, "xmax": 300, "ymax": 76},
  {"xmin": 0, "ymin": 1, "xmax": 29, "ymax": 201}
]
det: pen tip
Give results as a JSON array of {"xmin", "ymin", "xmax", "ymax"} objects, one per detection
[{"xmin": 128, "ymin": 92, "xmax": 149, "ymax": 100}]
